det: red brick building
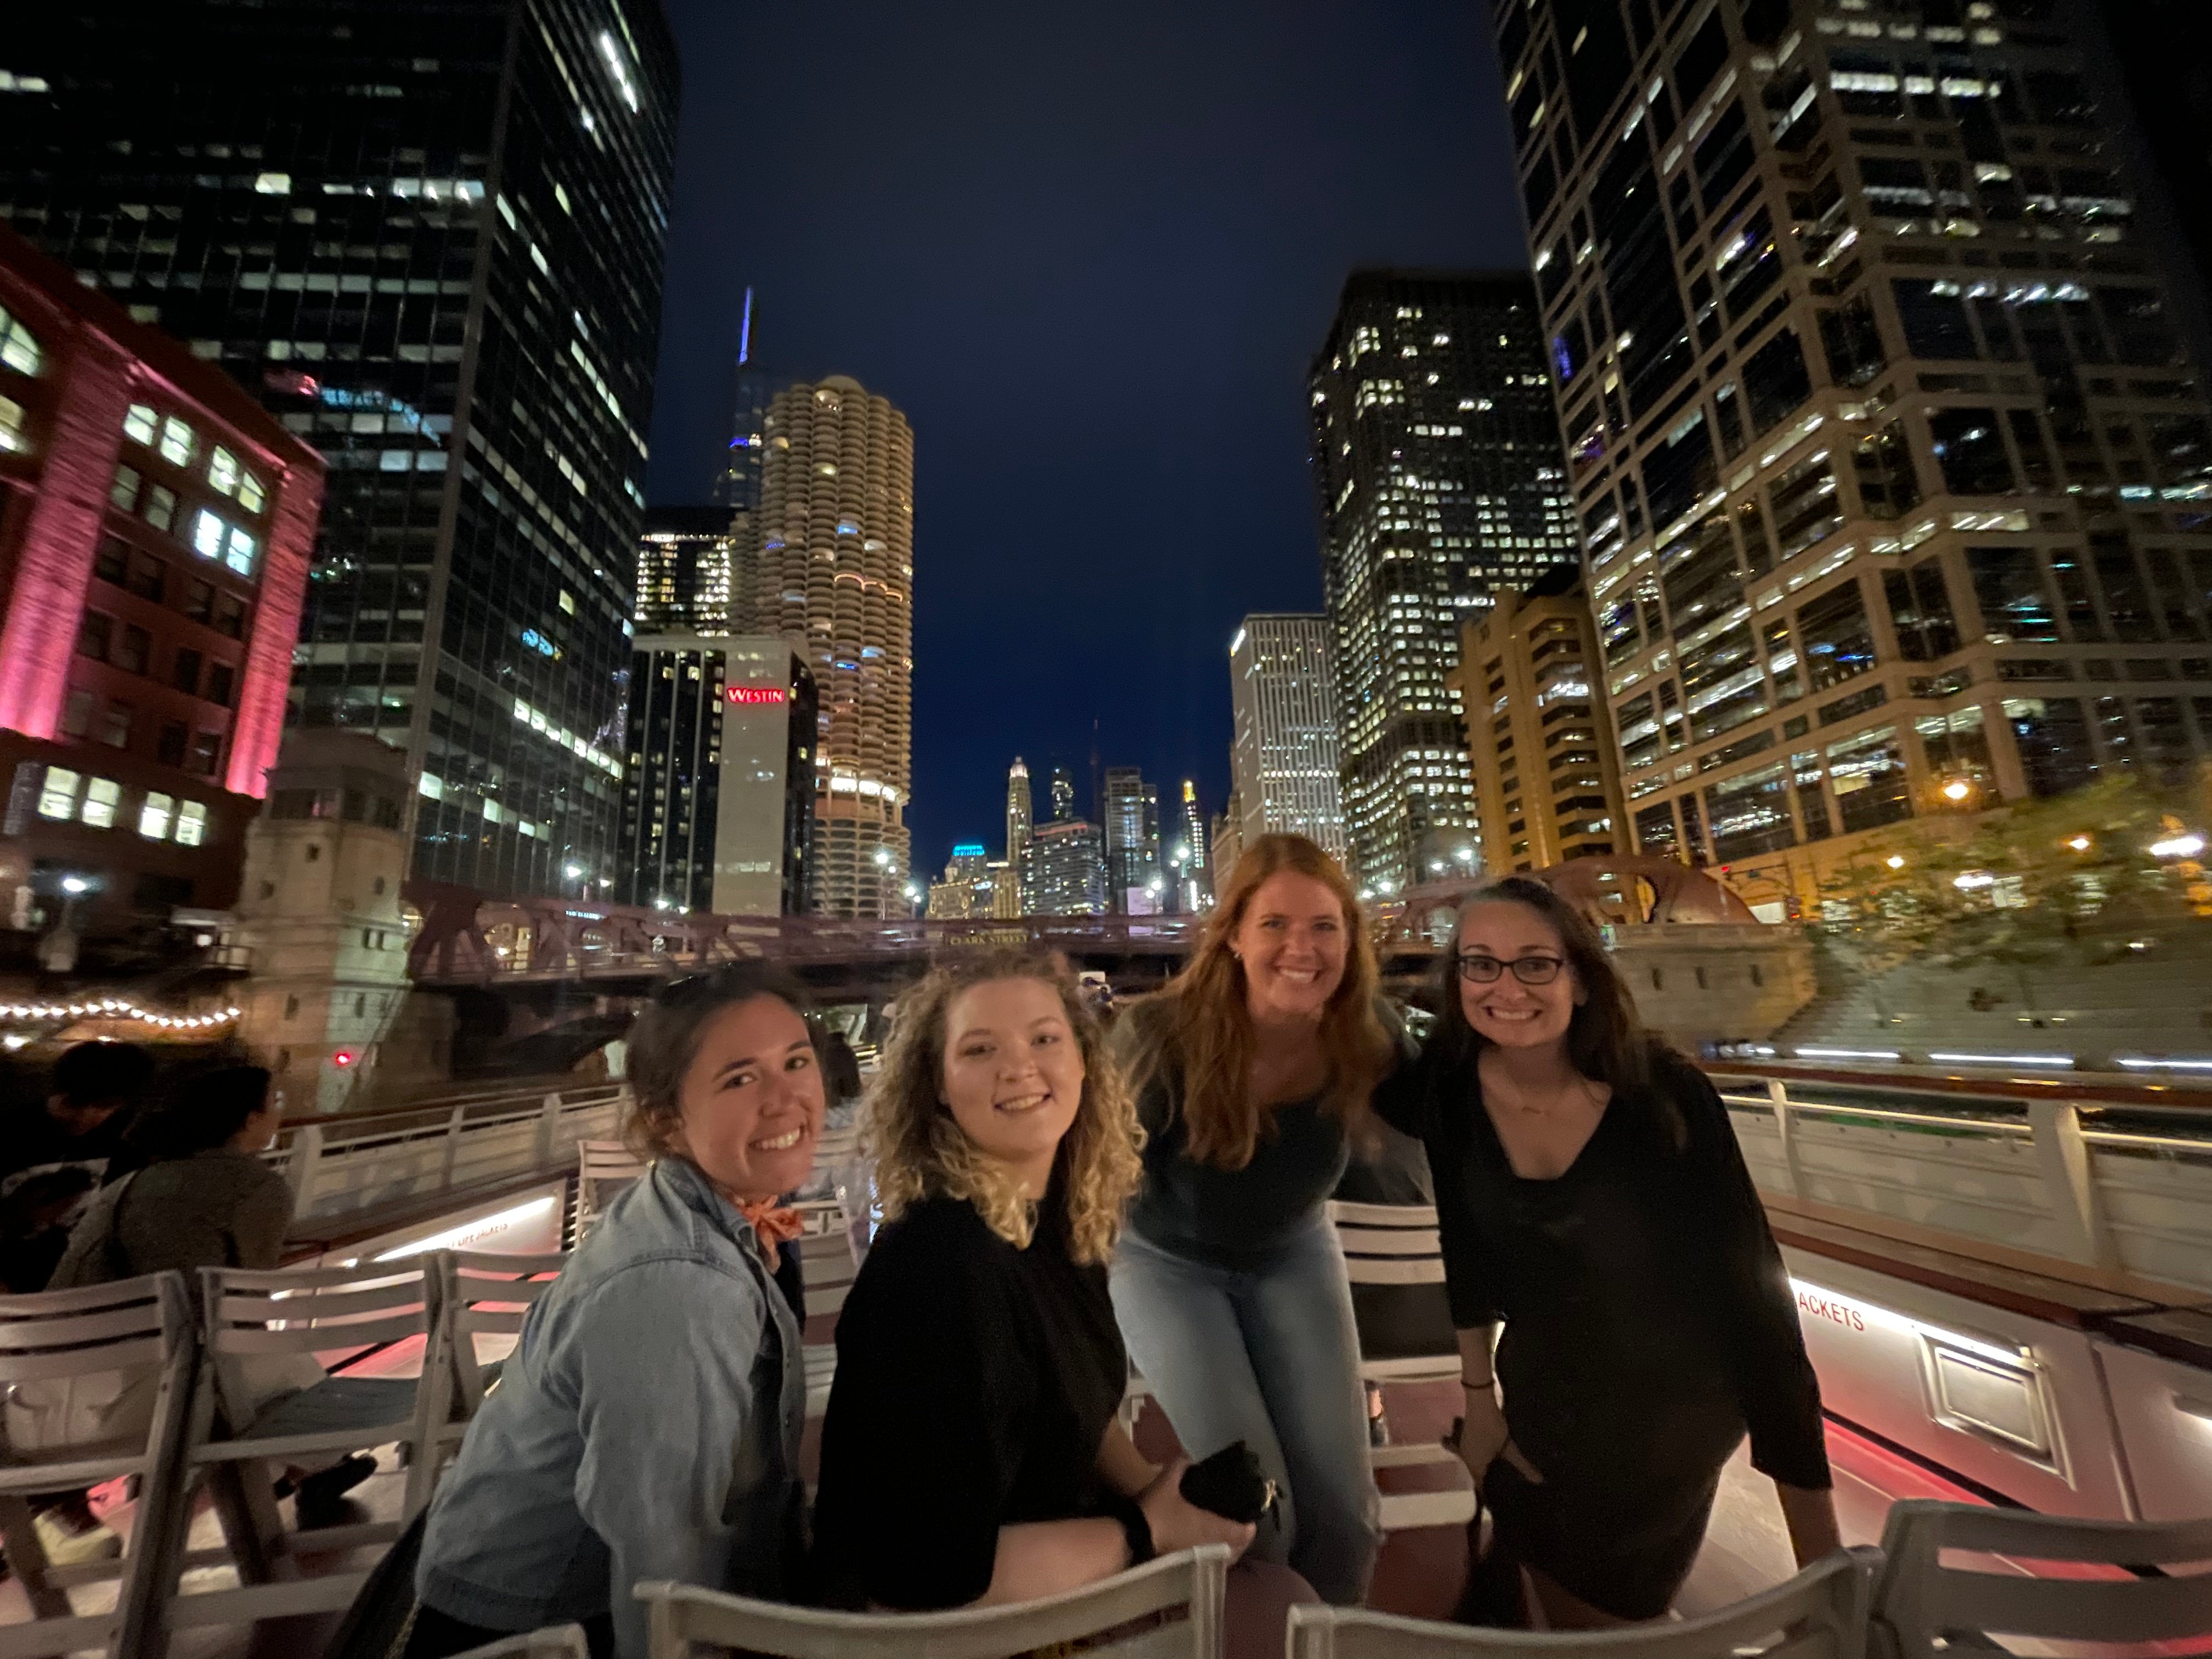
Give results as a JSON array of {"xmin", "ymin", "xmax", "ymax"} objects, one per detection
[{"xmin": 0, "ymin": 224, "xmax": 322, "ymax": 944}]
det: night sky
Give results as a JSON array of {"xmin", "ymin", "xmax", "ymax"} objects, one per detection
[{"xmin": 643, "ymin": 1, "xmax": 1527, "ymax": 877}]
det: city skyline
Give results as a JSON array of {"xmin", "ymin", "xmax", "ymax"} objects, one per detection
[{"xmin": 641, "ymin": 0, "xmax": 1521, "ymax": 874}]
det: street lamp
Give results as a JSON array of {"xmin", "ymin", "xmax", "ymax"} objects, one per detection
[
  {"xmin": 2066, "ymin": 834, "xmax": 2092, "ymax": 853},
  {"xmin": 2149, "ymin": 832, "xmax": 2207, "ymax": 859},
  {"xmin": 1884, "ymin": 855, "xmax": 1906, "ymax": 870},
  {"xmin": 1939, "ymin": 778, "xmax": 1974, "ymax": 804}
]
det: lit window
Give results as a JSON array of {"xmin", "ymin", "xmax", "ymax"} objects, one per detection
[
  {"xmin": 236, "ymin": 470, "xmax": 266, "ymax": 514},
  {"xmin": 174, "ymin": 801, "xmax": 208, "ymax": 847},
  {"xmin": 139, "ymin": 791, "xmax": 175, "ymax": 839},
  {"xmin": 123, "ymin": 404, "xmax": 157, "ymax": 445},
  {"xmin": 0, "ymin": 394, "xmax": 22, "ymax": 453},
  {"xmin": 252, "ymin": 172, "xmax": 291, "ymax": 194},
  {"xmin": 80, "ymin": 777, "xmax": 120, "ymax": 830},
  {"xmin": 224, "ymin": 527, "xmax": 257, "ymax": 577},
  {"xmin": 110, "ymin": 464, "xmax": 140, "ymax": 508},
  {"xmin": 143, "ymin": 484, "xmax": 176, "ymax": 532},
  {"xmin": 158, "ymin": 415, "xmax": 195, "ymax": 466},
  {"xmin": 193, "ymin": 509, "xmax": 226, "ymax": 558},
  {"xmin": 37, "ymin": 766, "xmax": 80, "ymax": 820},
  {"xmin": 208, "ymin": 446, "xmax": 240, "ymax": 495},
  {"xmin": 0, "ymin": 309, "xmax": 36, "ymax": 375}
]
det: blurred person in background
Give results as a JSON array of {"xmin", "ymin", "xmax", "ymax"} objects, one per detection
[{"xmin": 0, "ymin": 1042, "xmax": 154, "ymax": 1295}]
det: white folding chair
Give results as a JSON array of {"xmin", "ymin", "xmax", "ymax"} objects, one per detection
[
  {"xmin": 575, "ymin": 1139, "xmax": 645, "ymax": 1243},
  {"xmin": 639, "ymin": 1542, "xmax": 1229, "ymax": 1658},
  {"xmin": 1328, "ymin": 1200, "xmax": 1475, "ymax": 1533},
  {"xmin": 163, "ymin": 1259, "xmax": 454, "ymax": 1633},
  {"xmin": 1286, "ymin": 1545, "xmax": 1877, "ymax": 1657},
  {"xmin": 439, "ymin": 1249, "xmax": 569, "ymax": 1420},
  {"xmin": 451, "ymin": 1626, "xmax": 592, "ymax": 1658},
  {"xmin": 794, "ymin": 1226, "xmax": 863, "ymax": 1418},
  {"xmin": 0, "ymin": 1271, "xmax": 198, "ymax": 1659},
  {"xmin": 1872, "ymin": 1500, "xmax": 2212, "ymax": 1656}
]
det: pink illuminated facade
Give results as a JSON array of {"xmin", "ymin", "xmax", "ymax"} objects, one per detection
[{"xmin": 0, "ymin": 225, "xmax": 322, "ymax": 928}]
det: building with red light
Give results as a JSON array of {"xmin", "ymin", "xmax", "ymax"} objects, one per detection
[
  {"xmin": 617, "ymin": 508, "xmax": 816, "ymax": 917},
  {"xmin": 0, "ymin": 225, "xmax": 323, "ymax": 942}
]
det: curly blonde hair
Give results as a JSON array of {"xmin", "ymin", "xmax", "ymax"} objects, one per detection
[{"xmin": 865, "ymin": 951, "xmax": 1143, "ymax": 1265}]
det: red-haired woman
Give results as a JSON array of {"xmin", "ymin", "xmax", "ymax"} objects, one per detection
[{"xmin": 1109, "ymin": 834, "xmax": 1400, "ymax": 1605}]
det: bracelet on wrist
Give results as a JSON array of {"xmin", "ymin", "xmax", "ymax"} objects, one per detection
[
  {"xmin": 1461, "ymin": 1376, "xmax": 1495, "ymax": 1391},
  {"xmin": 1107, "ymin": 1493, "xmax": 1155, "ymax": 1567}
]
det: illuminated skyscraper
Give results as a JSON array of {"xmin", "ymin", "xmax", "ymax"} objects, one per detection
[
  {"xmin": 1026, "ymin": 817, "xmax": 1108, "ymax": 916},
  {"xmin": 0, "ymin": 0, "xmax": 679, "ymax": 899},
  {"xmin": 1229, "ymin": 614, "xmax": 1350, "ymax": 863},
  {"xmin": 1102, "ymin": 765, "xmax": 1161, "ymax": 912},
  {"xmin": 1310, "ymin": 271, "xmax": 1582, "ymax": 892},
  {"xmin": 1172, "ymin": 778, "xmax": 1210, "ymax": 909},
  {"xmin": 746, "ymin": 376, "xmax": 914, "ymax": 917},
  {"xmin": 1006, "ymin": 755, "xmax": 1032, "ymax": 905},
  {"xmin": 1498, "ymin": 0, "xmax": 2212, "ymax": 908},
  {"xmin": 1048, "ymin": 763, "xmax": 1076, "ymax": 822},
  {"xmin": 634, "ymin": 508, "xmax": 739, "ymax": 634},
  {"xmin": 711, "ymin": 288, "xmax": 775, "ymax": 511},
  {"xmin": 1444, "ymin": 565, "xmax": 1623, "ymax": 877}
]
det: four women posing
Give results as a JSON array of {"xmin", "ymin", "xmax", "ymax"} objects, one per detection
[{"xmin": 410, "ymin": 834, "xmax": 1837, "ymax": 1654}]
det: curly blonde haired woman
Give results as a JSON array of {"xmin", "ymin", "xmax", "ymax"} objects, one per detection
[{"xmin": 809, "ymin": 951, "xmax": 1254, "ymax": 1611}]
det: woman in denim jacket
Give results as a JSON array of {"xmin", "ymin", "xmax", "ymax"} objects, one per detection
[{"xmin": 407, "ymin": 963, "xmax": 825, "ymax": 1659}]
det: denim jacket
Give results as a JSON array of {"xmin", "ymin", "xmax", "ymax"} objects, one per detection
[{"xmin": 417, "ymin": 1155, "xmax": 806, "ymax": 1659}]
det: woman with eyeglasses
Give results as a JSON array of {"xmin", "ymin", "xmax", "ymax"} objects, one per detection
[
  {"xmin": 1108, "ymin": 834, "xmax": 1400, "ymax": 1606},
  {"xmin": 404, "ymin": 964, "xmax": 821, "ymax": 1659},
  {"xmin": 1378, "ymin": 877, "xmax": 1838, "ymax": 1629}
]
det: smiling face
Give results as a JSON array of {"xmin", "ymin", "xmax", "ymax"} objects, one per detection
[
  {"xmin": 1233, "ymin": 871, "xmax": 1350, "ymax": 1025},
  {"xmin": 940, "ymin": 976, "xmax": 1086, "ymax": 1194},
  {"xmin": 1457, "ymin": 899, "xmax": 1583, "ymax": 1055},
  {"xmin": 670, "ymin": 994, "xmax": 827, "ymax": 1204}
]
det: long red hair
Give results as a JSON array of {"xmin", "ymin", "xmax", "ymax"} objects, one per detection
[{"xmin": 1139, "ymin": 833, "xmax": 1392, "ymax": 1169}]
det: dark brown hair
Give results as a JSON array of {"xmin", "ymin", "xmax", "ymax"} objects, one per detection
[
  {"xmin": 1435, "ymin": 876, "xmax": 1685, "ymax": 1150},
  {"xmin": 623, "ymin": 962, "xmax": 817, "ymax": 1162},
  {"xmin": 1138, "ymin": 833, "xmax": 1392, "ymax": 1169}
]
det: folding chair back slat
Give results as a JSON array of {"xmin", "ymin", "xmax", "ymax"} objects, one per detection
[
  {"xmin": 450, "ymin": 1627, "xmax": 594, "ymax": 1658},
  {"xmin": 639, "ymin": 1544, "xmax": 1227, "ymax": 1659},
  {"xmin": 1874, "ymin": 1501, "xmax": 2212, "ymax": 1654},
  {"xmin": 213, "ymin": 1312, "xmax": 428, "ymax": 1356},
  {"xmin": 215, "ymin": 1277, "xmax": 438, "ymax": 1329},
  {"xmin": 1285, "ymin": 1547, "xmax": 1876, "ymax": 1658},
  {"xmin": 0, "ymin": 1271, "xmax": 199, "ymax": 1659},
  {"xmin": 0, "ymin": 1333, "xmax": 171, "ymax": 1383}
]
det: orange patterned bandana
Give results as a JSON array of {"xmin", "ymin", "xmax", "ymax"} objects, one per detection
[{"xmin": 739, "ymin": 1198, "xmax": 805, "ymax": 1251}]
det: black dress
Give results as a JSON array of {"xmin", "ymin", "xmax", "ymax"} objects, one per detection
[
  {"xmin": 1379, "ymin": 1046, "xmax": 1829, "ymax": 1620},
  {"xmin": 809, "ymin": 1189, "xmax": 1128, "ymax": 1610}
]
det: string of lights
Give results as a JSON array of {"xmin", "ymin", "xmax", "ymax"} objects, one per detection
[{"xmin": 0, "ymin": 999, "xmax": 242, "ymax": 1030}]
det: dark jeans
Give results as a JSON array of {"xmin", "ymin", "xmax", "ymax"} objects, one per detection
[{"xmin": 402, "ymin": 1605, "xmax": 615, "ymax": 1659}]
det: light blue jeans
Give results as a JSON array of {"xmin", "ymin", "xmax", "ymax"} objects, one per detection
[{"xmin": 1109, "ymin": 1220, "xmax": 1380, "ymax": 1605}]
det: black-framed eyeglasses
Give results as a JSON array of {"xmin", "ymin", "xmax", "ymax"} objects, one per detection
[{"xmin": 1456, "ymin": 953, "xmax": 1566, "ymax": 985}]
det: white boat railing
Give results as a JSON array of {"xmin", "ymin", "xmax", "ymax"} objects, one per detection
[{"xmin": 1711, "ymin": 1064, "xmax": 2212, "ymax": 1296}]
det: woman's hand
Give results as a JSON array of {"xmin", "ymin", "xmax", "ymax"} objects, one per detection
[
  {"xmin": 1137, "ymin": 1458, "xmax": 1257, "ymax": 1562},
  {"xmin": 1453, "ymin": 1389, "xmax": 1510, "ymax": 1487}
]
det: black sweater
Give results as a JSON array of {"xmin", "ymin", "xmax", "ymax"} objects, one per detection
[{"xmin": 1379, "ymin": 1043, "xmax": 1830, "ymax": 1491}]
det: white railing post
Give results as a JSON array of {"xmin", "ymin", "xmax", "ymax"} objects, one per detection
[
  {"xmin": 535, "ymin": 1093, "xmax": 562, "ymax": 1165},
  {"xmin": 438, "ymin": 1104, "xmax": 467, "ymax": 1190},
  {"xmin": 2027, "ymin": 1098, "xmax": 2120, "ymax": 1270},
  {"xmin": 285, "ymin": 1124, "xmax": 324, "ymax": 1217},
  {"xmin": 1768, "ymin": 1077, "xmax": 1805, "ymax": 1200}
]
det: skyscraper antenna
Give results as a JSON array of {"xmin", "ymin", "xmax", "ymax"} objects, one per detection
[{"xmin": 737, "ymin": 285, "xmax": 754, "ymax": 366}]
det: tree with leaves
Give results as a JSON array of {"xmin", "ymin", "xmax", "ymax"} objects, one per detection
[{"xmin": 1812, "ymin": 773, "xmax": 2204, "ymax": 1018}]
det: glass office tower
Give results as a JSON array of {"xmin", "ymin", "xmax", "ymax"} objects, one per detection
[
  {"xmin": 1496, "ymin": 0, "xmax": 2212, "ymax": 907},
  {"xmin": 1309, "ymin": 269, "xmax": 1583, "ymax": 892},
  {"xmin": 0, "ymin": 0, "xmax": 679, "ymax": 898}
]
